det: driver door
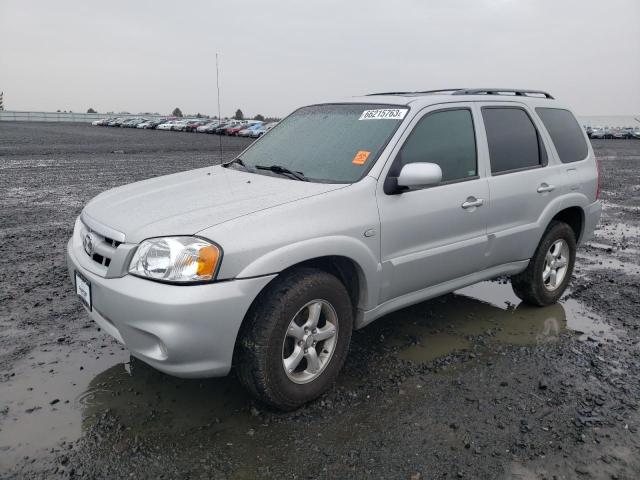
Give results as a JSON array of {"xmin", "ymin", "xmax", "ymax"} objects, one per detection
[{"xmin": 376, "ymin": 105, "xmax": 489, "ymax": 303}]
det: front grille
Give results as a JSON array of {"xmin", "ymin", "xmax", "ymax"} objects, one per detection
[
  {"xmin": 103, "ymin": 237, "xmax": 122, "ymax": 249},
  {"xmin": 78, "ymin": 221, "xmax": 120, "ymax": 269}
]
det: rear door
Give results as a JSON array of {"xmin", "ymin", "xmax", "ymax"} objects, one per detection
[
  {"xmin": 479, "ymin": 103, "xmax": 568, "ymax": 267},
  {"xmin": 376, "ymin": 104, "xmax": 489, "ymax": 303}
]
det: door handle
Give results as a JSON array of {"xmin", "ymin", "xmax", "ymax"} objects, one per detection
[
  {"xmin": 461, "ymin": 197, "xmax": 484, "ymax": 209},
  {"xmin": 537, "ymin": 183, "xmax": 555, "ymax": 193}
]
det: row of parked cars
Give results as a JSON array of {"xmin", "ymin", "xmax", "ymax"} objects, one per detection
[
  {"xmin": 585, "ymin": 126, "xmax": 640, "ymax": 139},
  {"xmin": 91, "ymin": 117, "xmax": 278, "ymax": 138}
]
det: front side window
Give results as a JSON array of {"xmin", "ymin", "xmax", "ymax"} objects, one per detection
[
  {"xmin": 536, "ymin": 107, "xmax": 588, "ymax": 163},
  {"xmin": 482, "ymin": 107, "xmax": 546, "ymax": 174},
  {"xmin": 396, "ymin": 109, "xmax": 477, "ymax": 182},
  {"xmin": 234, "ymin": 104, "xmax": 408, "ymax": 183}
]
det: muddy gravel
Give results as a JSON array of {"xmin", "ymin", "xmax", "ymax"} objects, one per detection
[{"xmin": 1, "ymin": 122, "xmax": 639, "ymax": 479}]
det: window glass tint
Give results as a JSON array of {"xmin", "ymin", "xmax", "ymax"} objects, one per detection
[
  {"xmin": 238, "ymin": 104, "xmax": 406, "ymax": 183},
  {"xmin": 536, "ymin": 108, "xmax": 588, "ymax": 163},
  {"xmin": 482, "ymin": 108, "xmax": 542, "ymax": 174},
  {"xmin": 398, "ymin": 109, "xmax": 477, "ymax": 182}
]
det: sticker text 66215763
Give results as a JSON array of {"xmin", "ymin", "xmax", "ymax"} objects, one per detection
[{"xmin": 358, "ymin": 109, "xmax": 408, "ymax": 120}]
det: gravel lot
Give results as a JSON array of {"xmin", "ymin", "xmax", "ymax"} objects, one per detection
[{"xmin": 1, "ymin": 122, "xmax": 639, "ymax": 479}]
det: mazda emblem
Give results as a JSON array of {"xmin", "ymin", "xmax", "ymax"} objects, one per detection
[{"xmin": 83, "ymin": 233, "xmax": 95, "ymax": 256}]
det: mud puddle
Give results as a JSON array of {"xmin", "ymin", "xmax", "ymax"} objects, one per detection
[
  {"xmin": 0, "ymin": 328, "xmax": 259, "ymax": 469},
  {"xmin": 0, "ymin": 281, "xmax": 620, "ymax": 471},
  {"xmin": 389, "ymin": 281, "xmax": 616, "ymax": 364}
]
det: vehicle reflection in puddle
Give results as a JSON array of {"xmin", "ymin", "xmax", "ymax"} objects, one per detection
[
  {"xmin": 0, "ymin": 338, "xmax": 259, "ymax": 467},
  {"xmin": 76, "ymin": 359, "xmax": 255, "ymax": 435},
  {"xmin": 388, "ymin": 281, "xmax": 616, "ymax": 364}
]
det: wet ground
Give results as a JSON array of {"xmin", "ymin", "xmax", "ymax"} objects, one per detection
[{"xmin": 1, "ymin": 123, "xmax": 639, "ymax": 479}]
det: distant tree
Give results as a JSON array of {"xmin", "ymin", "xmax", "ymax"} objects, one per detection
[
  {"xmin": 56, "ymin": 109, "xmax": 61, "ymax": 112},
  {"xmin": 234, "ymin": 109, "xmax": 244, "ymax": 120},
  {"xmin": 172, "ymin": 107, "xmax": 183, "ymax": 117},
  {"xmin": 196, "ymin": 113, "xmax": 203, "ymax": 118},
  {"xmin": 253, "ymin": 114, "xmax": 265, "ymax": 121},
  {"xmin": 87, "ymin": 107, "xmax": 97, "ymax": 113}
]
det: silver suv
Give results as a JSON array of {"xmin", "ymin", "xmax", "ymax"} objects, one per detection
[{"xmin": 67, "ymin": 88, "xmax": 601, "ymax": 409}]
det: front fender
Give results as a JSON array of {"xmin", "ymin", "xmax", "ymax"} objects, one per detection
[{"xmin": 237, "ymin": 235, "xmax": 382, "ymax": 311}]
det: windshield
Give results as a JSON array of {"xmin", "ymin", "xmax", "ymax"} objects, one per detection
[{"xmin": 235, "ymin": 103, "xmax": 408, "ymax": 183}]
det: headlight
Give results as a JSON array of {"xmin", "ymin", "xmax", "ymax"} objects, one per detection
[{"xmin": 129, "ymin": 236, "xmax": 222, "ymax": 283}]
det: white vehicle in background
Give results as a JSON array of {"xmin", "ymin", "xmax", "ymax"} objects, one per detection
[
  {"xmin": 171, "ymin": 120, "xmax": 192, "ymax": 132},
  {"xmin": 250, "ymin": 122, "xmax": 278, "ymax": 138},
  {"xmin": 156, "ymin": 121, "xmax": 177, "ymax": 131},
  {"xmin": 197, "ymin": 121, "xmax": 222, "ymax": 133},
  {"xmin": 137, "ymin": 120, "xmax": 155, "ymax": 129}
]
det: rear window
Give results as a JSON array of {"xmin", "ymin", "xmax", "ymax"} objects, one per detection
[
  {"xmin": 482, "ymin": 107, "xmax": 546, "ymax": 174},
  {"xmin": 536, "ymin": 108, "xmax": 588, "ymax": 163}
]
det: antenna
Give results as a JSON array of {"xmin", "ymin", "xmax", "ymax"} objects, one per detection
[{"xmin": 216, "ymin": 53, "xmax": 223, "ymax": 160}]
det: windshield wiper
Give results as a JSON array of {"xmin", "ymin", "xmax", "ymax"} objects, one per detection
[{"xmin": 255, "ymin": 164, "xmax": 309, "ymax": 182}]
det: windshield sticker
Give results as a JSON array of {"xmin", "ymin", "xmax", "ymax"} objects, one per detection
[
  {"xmin": 352, "ymin": 150, "xmax": 371, "ymax": 165},
  {"xmin": 359, "ymin": 109, "xmax": 408, "ymax": 121}
]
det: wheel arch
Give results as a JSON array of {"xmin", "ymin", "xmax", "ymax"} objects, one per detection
[
  {"xmin": 536, "ymin": 194, "xmax": 589, "ymax": 249},
  {"xmin": 236, "ymin": 236, "xmax": 380, "ymax": 311},
  {"xmin": 550, "ymin": 206, "xmax": 585, "ymax": 243},
  {"xmin": 231, "ymin": 252, "xmax": 373, "ymax": 369}
]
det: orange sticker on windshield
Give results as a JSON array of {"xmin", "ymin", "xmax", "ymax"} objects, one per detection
[{"xmin": 352, "ymin": 150, "xmax": 371, "ymax": 165}]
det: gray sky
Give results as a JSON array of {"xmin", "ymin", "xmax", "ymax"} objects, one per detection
[{"xmin": 1, "ymin": 0, "xmax": 639, "ymax": 117}]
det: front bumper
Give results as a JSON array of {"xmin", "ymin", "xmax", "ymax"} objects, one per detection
[{"xmin": 67, "ymin": 239, "xmax": 276, "ymax": 378}]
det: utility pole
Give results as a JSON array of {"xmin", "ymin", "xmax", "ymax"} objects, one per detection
[{"xmin": 216, "ymin": 53, "xmax": 223, "ymax": 159}]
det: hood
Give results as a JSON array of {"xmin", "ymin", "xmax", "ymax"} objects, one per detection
[{"xmin": 83, "ymin": 165, "xmax": 345, "ymax": 243}]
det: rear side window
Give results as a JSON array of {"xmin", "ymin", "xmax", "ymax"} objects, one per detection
[
  {"xmin": 397, "ymin": 109, "xmax": 477, "ymax": 182},
  {"xmin": 536, "ymin": 108, "xmax": 588, "ymax": 163},
  {"xmin": 482, "ymin": 107, "xmax": 546, "ymax": 174}
]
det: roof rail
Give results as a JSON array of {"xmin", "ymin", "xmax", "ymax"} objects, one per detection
[
  {"xmin": 413, "ymin": 88, "xmax": 467, "ymax": 94},
  {"xmin": 366, "ymin": 89, "xmax": 466, "ymax": 96},
  {"xmin": 451, "ymin": 88, "xmax": 554, "ymax": 99},
  {"xmin": 365, "ymin": 91, "xmax": 413, "ymax": 96},
  {"xmin": 365, "ymin": 88, "xmax": 554, "ymax": 99}
]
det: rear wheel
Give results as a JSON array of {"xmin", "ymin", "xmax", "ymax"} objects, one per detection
[
  {"xmin": 511, "ymin": 221, "xmax": 576, "ymax": 306},
  {"xmin": 236, "ymin": 268, "xmax": 353, "ymax": 410}
]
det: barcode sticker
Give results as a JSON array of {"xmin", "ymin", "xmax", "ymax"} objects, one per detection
[{"xmin": 359, "ymin": 109, "xmax": 408, "ymax": 120}]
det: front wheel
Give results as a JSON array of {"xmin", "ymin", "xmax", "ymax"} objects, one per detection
[
  {"xmin": 511, "ymin": 221, "xmax": 576, "ymax": 306},
  {"xmin": 236, "ymin": 268, "xmax": 353, "ymax": 410}
]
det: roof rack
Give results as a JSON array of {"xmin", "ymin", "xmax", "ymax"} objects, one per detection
[
  {"xmin": 366, "ymin": 88, "xmax": 554, "ymax": 99},
  {"xmin": 366, "ymin": 89, "xmax": 465, "ymax": 96},
  {"xmin": 365, "ymin": 91, "xmax": 413, "ymax": 96},
  {"xmin": 451, "ymin": 88, "xmax": 554, "ymax": 99}
]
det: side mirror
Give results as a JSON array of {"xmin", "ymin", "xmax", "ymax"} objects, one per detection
[{"xmin": 397, "ymin": 162, "xmax": 442, "ymax": 188}]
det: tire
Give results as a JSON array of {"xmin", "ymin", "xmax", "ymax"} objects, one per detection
[
  {"xmin": 511, "ymin": 221, "xmax": 576, "ymax": 306},
  {"xmin": 236, "ymin": 268, "xmax": 353, "ymax": 410}
]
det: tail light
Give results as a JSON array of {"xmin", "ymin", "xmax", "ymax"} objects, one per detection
[{"xmin": 595, "ymin": 159, "xmax": 601, "ymax": 200}]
